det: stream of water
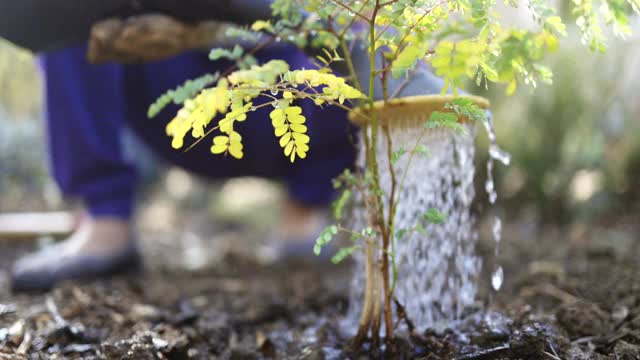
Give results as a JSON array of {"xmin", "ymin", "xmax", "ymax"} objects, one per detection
[
  {"xmin": 482, "ymin": 112, "xmax": 511, "ymax": 292},
  {"xmin": 344, "ymin": 124, "xmax": 479, "ymax": 334},
  {"xmin": 343, "ymin": 112, "xmax": 510, "ymax": 335}
]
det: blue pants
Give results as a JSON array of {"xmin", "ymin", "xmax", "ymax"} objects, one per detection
[{"xmin": 41, "ymin": 45, "xmax": 357, "ymax": 218}]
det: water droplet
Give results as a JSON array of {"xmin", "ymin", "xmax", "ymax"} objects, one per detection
[
  {"xmin": 270, "ymin": 89, "xmax": 279, "ymax": 96},
  {"xmin": 492, "ymin": 217, "xmax": 502, "ymax": 243},
  {"xmin": 485, "ymin": 177, "xmax": 497, "ymax": 204},
  {"xmin": 489, "ymin": 145, "xmax": 511, "ymax": 166},
  {"xmin": 271, "ymin": 102, "xmax": 280, "ymax": 109},
  {"xmin": 491, "ymin": 266, "xmax": 504, "ymax": 291},
  {"xmin": 249, "ymin": 106, "xmax": 256, "ymax": 112},
  {"xmin": 482, "ymin": 114, "xmax": 510, "ymax": 166}
]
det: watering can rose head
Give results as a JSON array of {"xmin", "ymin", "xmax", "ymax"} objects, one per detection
[
  {"xmin": 341, "ymin": 40, "xmax": 491, "ymax": 131},
  {"xmin": 347, "ymin": 94, "xmax": 491, "ymax": 131}
]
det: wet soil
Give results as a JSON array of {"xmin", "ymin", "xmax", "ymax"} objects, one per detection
[{"xmin": 0, "ymin": 220, "xmax": 639, "ymax": 359}]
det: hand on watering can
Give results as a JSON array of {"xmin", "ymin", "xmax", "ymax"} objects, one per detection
[{"xmin": 87, "ymin": 14, "xmax": 229, "ymax": 64}]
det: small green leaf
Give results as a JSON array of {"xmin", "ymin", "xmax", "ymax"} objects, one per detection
[
  {"xmin": 209, "ymin": 45, "xmax": 244, "ymax": 61},
  {"xmin": 392, "ymin": 43, "xmax": 427, "ymax": 78},
  {"xmin": 445, "ymin": 98, "xmax": 488, "ymax": 123},
  {"xmin": 361, "ymin": 227, "xmax": 376, "ymax": 238},
  {"xmin": 426, "ymin": 111, "xmax": 465, "ymax": 133},
  {"xmin": 224, "ymin": 26, "xmax": 262, "ymax": 42},
  {"xmin": 545, "ymin": 16, "xmax": 567, "ymax": 36},
  {"xmin": 331, "ymin": 245, "xmax": 360, "ymax": 264},
  {"xmin": 147, "ymin": 93, "xmax": 172, "ymax": 119},
  {"xmin": 395, "ymin": 228, "xmax": 408, "ymax": 240},
  {"xmin": 428, "ymin": 111, "xmax": 458, "ymax": 124},
  {"xmin": 391, "ymin": 148, "xmax": 406, "ymax": 165},
  {"xmin": 251, "ymin": 20, "xmax": 273, "ymax": 32},
  {"xmin": 147, "ymin": 73, "xmax": 218, "ymax": 118},
  {"xmin": 333, "ymin": 169, "xmax": 358, "ymax": 189},
  {"xmin": 414, "ymin": 144, "xmax": 430, "ymax": 155},
  {"xmin": 332, "ymin": 190, "xmax": 352, "ymax": 220},
  {"xmin": 314, "ymin": 225, "xmax": 338, "ymax": 256},
  {"xmin": 423, "ymin": 208, "xmax": 447, "ymax": 224}
]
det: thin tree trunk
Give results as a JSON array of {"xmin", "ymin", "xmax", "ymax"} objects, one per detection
[
  {"xmin": 371, "ymin": 259, "xmax": 382, "ymax": 349},
  {"xmin": 351, "ymin": 239, "xmax": 376, "ymax": 348},
  {"xmin": 382, "ymin": 233, "xmax": 393, "ymax": 341}
]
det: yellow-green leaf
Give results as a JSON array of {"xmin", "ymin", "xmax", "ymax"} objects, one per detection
[
  {"xmin": 292, "ymin": 132, "xmax": 310, "ymax": 143},
  {"xmin": 228, "ymin": 144, "xmax": 243, "ymax": 159},
  {"xmin": 290, "ymin": 124, "xmax": 307, "ymax": 133},
  {"xmin": 213, "ymin": 135, "xmax": 229, "ymax": 145},
  {"xmin": 211, "ymin": 143, "xmax": 227, "ymax": 154},
  {"xmin": 279, "ymin": 132, "xmax": 292, "ymax": 147},
  {"xmin": 284, "ymin": 140, "xmax": 295, "ymax": 156},
  {"xmin": 275, "ymin": 125, "xmax": 289, "ymax": 136}
]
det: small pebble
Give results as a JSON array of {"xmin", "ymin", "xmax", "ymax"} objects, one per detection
[
  {"xmin": 556, "ymin": 301, "xmax": 610, "ymax": 337},
  {"xmin": 8, "ymin": 319, "xmax": 25, "ymax": 345},
  {"xmin": 614, "ymin": 340, "xmax": 640, "ymax": 360}
]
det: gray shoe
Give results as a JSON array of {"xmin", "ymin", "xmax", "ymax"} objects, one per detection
[{"xmin": 11, "ymin": 241, "xmax": 141, "ymax": 292}]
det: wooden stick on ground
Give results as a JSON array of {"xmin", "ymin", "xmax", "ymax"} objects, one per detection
[{"xmin": 0, "ymin": 211, "xmax": 76, "ymax": 240}]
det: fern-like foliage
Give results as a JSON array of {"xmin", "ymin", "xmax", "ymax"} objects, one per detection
[{"xmin": 147, "ymin": 73, "xmax": 218, "ymax": 119}]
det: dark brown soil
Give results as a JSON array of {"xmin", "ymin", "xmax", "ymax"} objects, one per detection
[{"xmin": 1, "ymin": 219, "xmax": 639, "ymax": 359}]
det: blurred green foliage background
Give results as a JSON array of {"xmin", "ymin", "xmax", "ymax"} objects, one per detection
[
  {"xmin": 0, "ymin": 38, "xmax": 41, "ymax": 116},
  {"xmin": 0, "ymin": 39, "xmax": 50, "ymax": 213},
  {"xmin": 477, "ymin": 27, "xmax": 640, "ymax": 225}
]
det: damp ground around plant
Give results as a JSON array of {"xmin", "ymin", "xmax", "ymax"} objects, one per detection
[{"xmin": 1, "ymin": 218, "xmax": 639, "ymax": 359}]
